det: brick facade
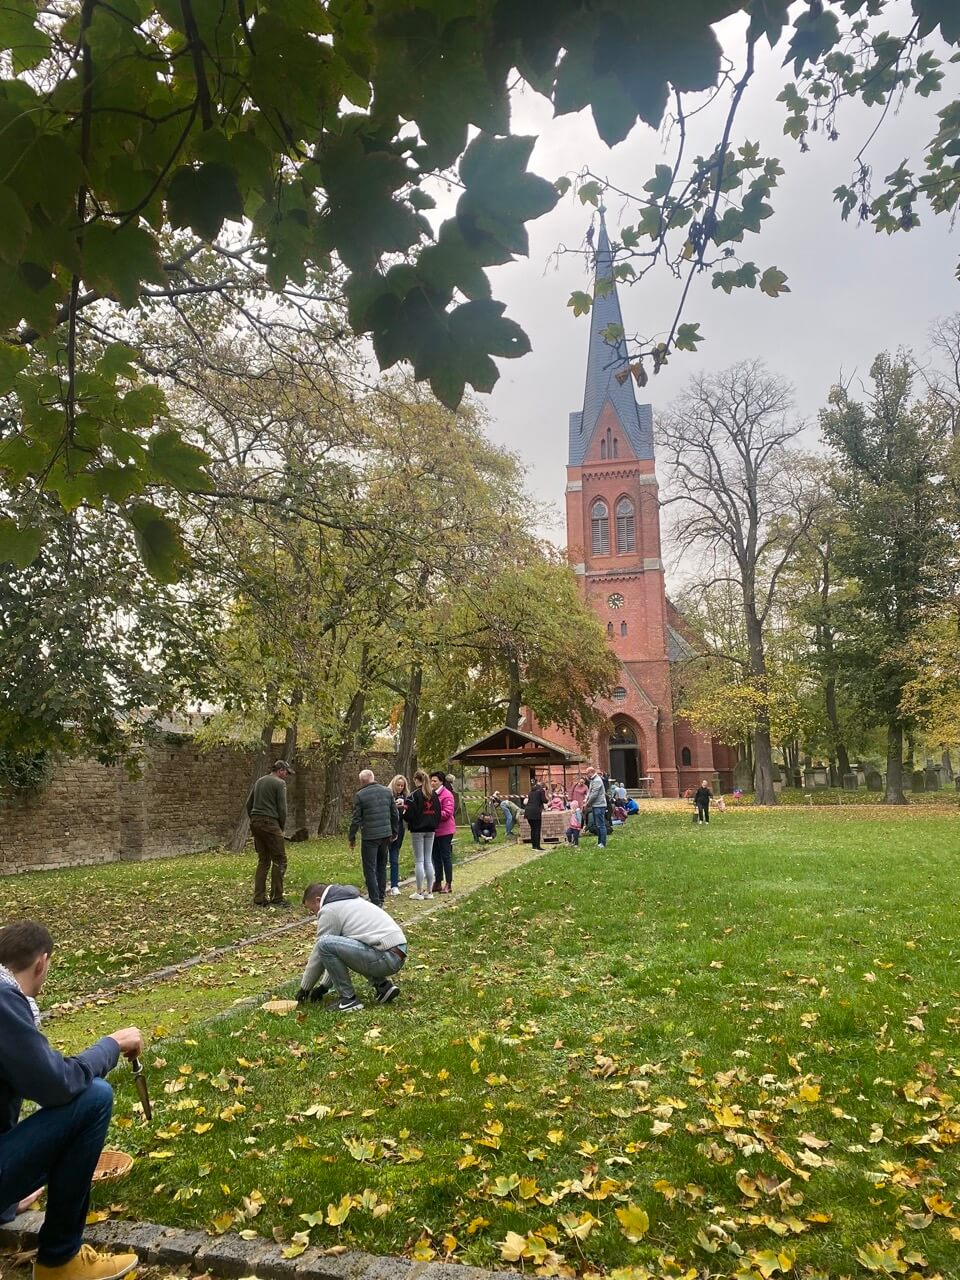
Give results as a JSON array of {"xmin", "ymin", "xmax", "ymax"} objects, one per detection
[
  {"xmin": 533, "ymin": 214, "xmax": 731, "ymax": 796},
  {"xmin": 0, "ymin": 740, "xmax": 396, "ymax": 875}
]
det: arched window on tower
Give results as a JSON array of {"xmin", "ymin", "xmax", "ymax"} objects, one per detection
[
  {"xmin": 600, "ymin": 438, "xmax": 607, "ymax": 460},
  {"xmin": 616, "ymin": 496, "xmax": 636, "ymax": 553},
  {"xmin": 620, "ymin": 620, "xmax": 627, "ymax": 637},
  {"xmin": 681, "ymin": 746, "xmax": 692, "ymax": 766},
  {"xmin": 607, "ymin": 621, "xmax": 614, "ymax": 636},
  {"xmin": 591, "ymin": 500, "xmax": 610, "ymax": 555},
  {"xmin": 606, "ymin": 428, "xmax": 612, "ymax": 457},
  {"xmin": 613, "ymin": 436, "xmax": 619, "ymax": 458}
]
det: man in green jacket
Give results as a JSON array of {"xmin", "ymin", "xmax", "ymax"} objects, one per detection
[{"xmin": 246, "ymin": 760, "xmax": 293, "ymax": 907}]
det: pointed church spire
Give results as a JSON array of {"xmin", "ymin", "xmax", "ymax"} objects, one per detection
[{"xmin": 568, "ymin": 210, "xmax": 654, "ymax": 466}]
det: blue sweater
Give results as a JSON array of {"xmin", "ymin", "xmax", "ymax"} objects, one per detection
[{"xmin": 0, "ymin": 985, "xmax": 120, "ymax": 1136}]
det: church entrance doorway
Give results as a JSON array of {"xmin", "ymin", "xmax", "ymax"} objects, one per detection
[{"xmin": 609, "ymin": 721, "xmax": 641, "ymax": 789}]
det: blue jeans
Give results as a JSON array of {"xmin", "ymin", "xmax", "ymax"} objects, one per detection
[
  {"xmin": 311, "ymin": 935, "xmax": 405, "ymax": 1000},
  {"xmin": 500, "ymin": 806, "xmax": 514, "ymax": 837},
  {"xmin": 0, "ymin": 1077, "xmax": 113, "ymax": 1265},
  {"xmin": 389, "ymin": 825, "xmax": 405, "ymax": 889},
  {"xmin": 592, "ymin": 808, "xmax": 608, "ymax": 847}
]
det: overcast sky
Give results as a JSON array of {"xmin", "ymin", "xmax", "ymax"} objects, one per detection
[{"xmin": 471, "ymin": 9, "xmax": 958, "ymax": 550}]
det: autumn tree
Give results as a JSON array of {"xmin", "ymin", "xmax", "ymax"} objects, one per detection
[
  {"xmin": 821, "ymin": 353, "xmax": 957, "ymax": 803},
  {"xmin": 417, "ymin": 555, "xmax": 618, "ymax": 765},
  {"xmin": 659, "ymin": 361, "xmax": 823, "ymax": 804}
]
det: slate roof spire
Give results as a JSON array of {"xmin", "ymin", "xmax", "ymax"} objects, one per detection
[{"xmin": 568, "ymin": 208, "xmax": 654, "ymax": 465}]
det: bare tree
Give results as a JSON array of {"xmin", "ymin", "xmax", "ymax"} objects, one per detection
[
  {"xmin": 658, "ymin": 360, "xmax": 823, "ymax": 805},
  {"xmin": 924, "ymin": 313, "xmax": 960, "ymax": 441}
]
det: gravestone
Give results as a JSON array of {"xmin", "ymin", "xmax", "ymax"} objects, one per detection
[
  {"xmin": 733, "ymin": 758, "xmax": 752, "ymax": 791},
  {"xmin": 865, "ymin": 769, "xmax": 883, "ymax": 792},
  {"xmin": 812, "ymin": 766, "xmax": 829, "ymax": 788},
  {"xmin": 924, "ymin": 766, "xmax": 941, "ymax": 791},
  {"xmin": 790, "ymin": 768, "xmax": 802, "ymax": 788},
  {"xmin": 843, "ymin": 773, "xmax": 859, "ymax": 791},
  {"xmin": 912, "ymin": 769, "xmax": 926, "ymax": 793},
  {"xmin": 803, "ymin": 769, "xmax": 816, "ymax": 790}
]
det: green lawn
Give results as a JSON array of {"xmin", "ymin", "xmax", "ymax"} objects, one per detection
[
  {"xmin": 66, "ymin": 807, "xmax": 960, "ymax": 1279},
  {"xmin": 0, "ymin": 839, "xmax": 365, "ymax": 1005}
]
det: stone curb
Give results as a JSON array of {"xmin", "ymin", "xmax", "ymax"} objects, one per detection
[{"xmin": 0, "ymin": 1213, "xmax": 514, "ymax": 1280}]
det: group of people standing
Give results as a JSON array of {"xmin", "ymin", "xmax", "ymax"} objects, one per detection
[{"xmin": 349, "ymin": 769, "xmax": 456, "ymax": 904}]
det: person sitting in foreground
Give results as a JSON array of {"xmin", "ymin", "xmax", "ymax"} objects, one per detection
[
  {"xmin": 0, "ymin": 920, "xmax": 144, "ymax": 1280},
  {"xmin": 297, "ymin": 883, "xmax": 408, "ymax": 1014},
  {"xmin": 625, "ymin": 796, "xmax": 639, "ymax": 815},
  {"xmin": 471, "ymin": 812, "xmax": 496, "ymax": 843}
]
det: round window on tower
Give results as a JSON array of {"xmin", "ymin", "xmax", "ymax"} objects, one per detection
[
  {"xmin": 612, "ymin": 686, "xmax": 627, "ymax": 702},
  {"xmin": 607, "ymin": 592, "xmax": 625, "ymax": 609}
]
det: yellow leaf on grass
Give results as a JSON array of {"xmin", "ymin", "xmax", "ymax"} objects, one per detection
[
  {"xmin": 615, "ymin": 1204, "xmax": 650, "ymax": 1242},
  {"xmin": 855, "ymin": 1240, "xmax": 908, "ymax": 1273},
  {"xmin": 326, "ymin": 1194, "xmax": 354, "ymax": 1227},
  {"xmin": 466, "ymin": 1217, "xmax": 490, "ymax": 1235},
  {"xmin": 923, "ymin": 1192, "xmax": 955, "ymax": 1217},
  {"xmin": 412, "ymin": 1237, "xmax": 435, "ymax": 1261},
  {"xmin": 559, "ymin": 1211, "xmax": 601, "ymax": 1240},
  {"xmin": 749, "ymin": 1248, "xmax": 794, "ymax": 1277},
  {"xmin": 499, "ymin": 1231, "xmax": 529, "ymax": 1262},
  {"xmin": 517, "ymin": 1177, "xmax": 539, "ymax": 1200},
  {"xmin": 193, "ymin": 1123, "xmax": 213, "ymax": 1135},
  {"xmin": 210, "ymin": 1211, "xmax": 235, "ymax": 1235},
  {"xmin": 546, "ymin": 1128, "xmax": 564, "ymax": 1144},
  {"xmin": 85, "ymin": 1211, "xmax": 110, "ymax": 1225}
]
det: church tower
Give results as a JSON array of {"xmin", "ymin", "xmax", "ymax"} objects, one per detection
[{"xmin": 543, "ymin": 213, "xmax": 721, "ymax": 796}]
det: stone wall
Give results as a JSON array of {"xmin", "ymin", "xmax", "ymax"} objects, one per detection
[{"xmin": 0, "ymin": 739, "xmax": 396, "ymax": 875}]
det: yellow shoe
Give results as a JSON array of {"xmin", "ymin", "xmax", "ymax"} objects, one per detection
[{"xmin": 35, "ymin": 1245, "xmax": 138, "ymax": 1280}]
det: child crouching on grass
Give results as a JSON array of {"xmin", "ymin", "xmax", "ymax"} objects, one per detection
[{"xmin": 565, "ymin": 805, "xmax": 582, "ymax": 846}]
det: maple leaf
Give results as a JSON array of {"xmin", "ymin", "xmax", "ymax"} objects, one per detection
[{"xmin": 615, "ymin": 1204, "xmax": 650, "ymax": 1242}]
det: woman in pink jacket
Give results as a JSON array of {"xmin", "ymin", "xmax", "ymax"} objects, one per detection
[{"xmin": 428, "ymin": 770, "xmax": 456, "ymax": 894}]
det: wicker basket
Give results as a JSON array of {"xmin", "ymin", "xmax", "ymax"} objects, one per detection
[
  {"xmin": 261, "ymin": 998, "xmax": 298, "ymax": 1014},
  {"xmin": 93, "ymin": 1150, "xmax": 134, "ymax": 1181}
]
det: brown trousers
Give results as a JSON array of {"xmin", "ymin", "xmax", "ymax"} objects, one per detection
[{"xmin": 251, "ymin": 816, "xmax": 287, "ymax": 903}]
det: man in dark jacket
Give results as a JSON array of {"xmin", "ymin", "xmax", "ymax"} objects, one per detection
[
  {"xmin": 348, "ymin": 769, "xmax": 399, "ymax": 908},
  {"xmin": 0, "ymin": 919, "xmax": 143, "ymax": 1280},
  {"xmin": 246, "ymin": 759, "xmax": 294, "ymax": 907}
]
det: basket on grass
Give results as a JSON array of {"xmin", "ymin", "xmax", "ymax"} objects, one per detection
[{"xmin": 93, "ymin": 1150, "xmax": 133, "ymax": 1182}]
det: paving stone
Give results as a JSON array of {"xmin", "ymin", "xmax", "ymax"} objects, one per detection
[
  {"xmin": 0, "ymin": 1210, "xmax": 44, "ymax": 1247},
  {"xmin": 195, "ymin": 1235, "xmax": 276, "ymax": 1277},
  {"xmin": 355, "ymin": 1254, "xmax": 413, "ymax": 1280},
  {"xmin": 416, "ymin": 1265, "xmax": 492, "ymax": 1280},
  {"xmin": 85, "ymin": 1221, "xmax": 166, "ymax": 1257},
  {"xmin": 248, "ymin": 1243, "xmax": 302, "ymax": 1280},
  {"xmin": 152, "ymin": 1226, "xmax": 207, "ymax": 1266},
  {"xmin": 295, "ymin": 1248, "xmax": 370, "ymax": 1280}
]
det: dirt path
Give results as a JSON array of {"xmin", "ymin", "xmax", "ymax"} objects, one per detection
[{"xmin": 45, "ymin": 839, "xmax": 556, "ymax": 1053}]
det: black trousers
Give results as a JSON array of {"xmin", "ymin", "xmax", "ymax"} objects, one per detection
[
  {"xmin": 528, "ymin": 817, "xmax": 542, "ymax": 849},
  {"xmin": 361, "ymin": 837, "xmax": 389, "ymax": 905},
  {"xmin": 696, "ymin": 801, "xmax": 710, "ymax": 823},
  {"xmin": 432, "ymin": 833, "xmax": 453, "ymax": 886}
]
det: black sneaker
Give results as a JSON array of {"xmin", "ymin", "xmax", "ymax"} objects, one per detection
[
  {"xmin": 269, "ymin": 899, "xmax": 291, "ymax": 908},
  {"xmin": 336, "ymin": 996, "xmax": 364, "ymax": 1013},
  {"xmin": 375, "ymin": 981, "xmax": 400, "ymax": 1004}
]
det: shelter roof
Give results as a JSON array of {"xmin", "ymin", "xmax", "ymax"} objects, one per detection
[{"xmin": 450, "ymin": 726, "xmax": 586, "ymax": 767}]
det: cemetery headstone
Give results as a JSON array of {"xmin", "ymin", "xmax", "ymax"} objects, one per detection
[
  {"xmin": 733, "ymin": 758, "xmax": 752, "ymax": 791},
  {"xmin": 912, "ymin": 769, "xmax": 926, "ymax": 793},
  {"xmin": 803, "ymin": 770, "xmax": 815, "ymax": 791},
  {"xmin": 924, "ymin": 767, "xmax": 940, "ymax": 791},
  {"xmin": 843, "ymin": 773, "xmax": 859, "ymax": 791},
  {"xmin": 865, "ymin": 769, "xmax": 883, "ymax": 792}
]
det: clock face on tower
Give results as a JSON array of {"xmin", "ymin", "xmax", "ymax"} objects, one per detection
[{"xmin": 607, "ymin": 592, "xmax": 625, "ymax": 609}]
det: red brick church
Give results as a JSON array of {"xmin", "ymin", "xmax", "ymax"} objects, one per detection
[{"xmin": 527, "ymin": 216, "xmax": 735, "ymax": 796}]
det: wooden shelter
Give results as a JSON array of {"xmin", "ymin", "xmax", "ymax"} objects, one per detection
[{"xmin": 450, "ymin": 726, "xmax": 586, "ymax": 800}]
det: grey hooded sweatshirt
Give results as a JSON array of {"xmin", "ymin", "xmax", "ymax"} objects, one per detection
[{"xmin": 301, "ymin": 885, "xmax": 407, "ymax": 991}]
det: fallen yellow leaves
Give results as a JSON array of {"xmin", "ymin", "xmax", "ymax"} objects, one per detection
[{"xmin": 614, "ymin": 1203, "xmax": 650, "ymax": 1242}]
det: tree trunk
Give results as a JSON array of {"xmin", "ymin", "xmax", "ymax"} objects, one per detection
[
  {"xmin": 229, "ymin": 717, "xmax": 276, "ymax": 852},
  {"xmin": 744, "ymin": 609, "xmax": 776, "ymax": 806},
  {"xmin": 942, "ymin": 749, "xmax": 954, "ymax": 779},
  {"xmin": 824, "ymin": 675, "xmax": 850, "ymax": 779},
  {"xmin": 904, "ymin": 731, "xmax": 915, "ymax": 776},
  {"xmin": 885, "ymin": 721, "xmax": 907, "ymax": 804},
  {"xmin": 828, "ymin": 757, "xmax": 839, "ymax": 788},
  {"xmin": 395, "ymin": 664, "xmax": 422, "ymax": 781},
  {"xmin": 316, "ymin": 653, "xmax": 369, "ymax": 836},
  {"xmin": 505, "ymin": 655, "xmax": 522, "ymax": 729}
]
